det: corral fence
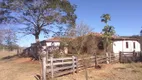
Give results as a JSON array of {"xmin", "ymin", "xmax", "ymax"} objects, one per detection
[
  {"xmin": 119, "ymin": 51, "xmax": 142, "ymax": 63},
  {"xmin": 46, "ymin": 56, "xmax": 77, "ymax": 78},
  {"xmin": 41, "ymin": 53, "xmax": 116, "ymax": 80}
]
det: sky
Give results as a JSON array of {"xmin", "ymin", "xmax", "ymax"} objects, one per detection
[{"xmin": 17, "ymin": 0, "xmax": 142, "ymax": 47}]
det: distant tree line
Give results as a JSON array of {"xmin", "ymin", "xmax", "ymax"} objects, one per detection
[{"xmin": 0, "ymin": 28, "xmax": 19, "ymax": 51}]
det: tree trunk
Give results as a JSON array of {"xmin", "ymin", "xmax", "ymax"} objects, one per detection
[
  {"xmin": 105, "ymin": 49, "xmax": 109, "ymax": 64},
  {"xmin": 35, "ymin": 35, "xmax": 40, "ymax": 43},
  {"xmin": 34, "ymin": 34, "xmax": 40, "ymax": 60},
  {"xmin": 109, "ymin": 52, "xmax": 111, "ymax": 63}
]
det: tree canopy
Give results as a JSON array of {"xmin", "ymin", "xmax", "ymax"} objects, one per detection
[
  {"xmin": 101, "ymin": 14, "xmax": 111, "ymax": 24},
  {"xmin": 0, "ymin": 0, "xmax": 77, "ymax": 42},
  {"xmin": 101, "ymin": 14, "xmax": 115, "ymax": 46}
]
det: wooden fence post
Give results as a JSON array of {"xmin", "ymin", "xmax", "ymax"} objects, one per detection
[
  {"xmin": 46, "ymin": 51, "xmax": 48, "ymax": 63},
  {"xmin": 50, "ymin": 57, "xmax": 54, "ymax": 78},
  {"xmin": 76, "ymin": 57, "xmax": 78, "ymax": 73},
  {"xmin": 94, "ymin": 53, "xmax": 98, "ymax": 68},
  {"xmin": 109, "ymin": 52, "xmax": 112, "ymax": 63},
  {"xmin": 42, "ymin": 53, "xmax": 47, "ymax": 80},
  {"xmin": 106, "ymin": 52, "xmax": 109, "ymax": 64},
  {"xmin": 72, "ymin": 56, "xmax": 75, "ymax": 74},
  {"xmin": 119, "ymin": 51, "xmax": 122, "ymax": 63}
]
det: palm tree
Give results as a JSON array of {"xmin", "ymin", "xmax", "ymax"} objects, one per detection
[
  {"xmin": 101, "ymin": 14, "xmax": 115, "ymax": 64},
  {"xmin": 101, "ymin": 14, "xmax": 111, "ymax": 25}
]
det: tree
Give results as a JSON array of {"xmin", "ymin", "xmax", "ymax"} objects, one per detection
[
  {"xmin": 4, "ymin": 29, "xmax": 18, "ymax": 51},
  {"xmin": 0, "ymin": 0, "xmax": 77, "ymax": 43},
  {"xmin": 67, "ymin": 22, "xmax": 92, "ymax": 55},
  {"xmin": 0, "ymin": 29, "xmax": 6, "ymax": 50},
  {"xmin": 101, "ymin": 14, "xmax": 115, "ymax": 64},
  {"xmin": 101, "ymin": 14, "xmax": 111, "ymax": 25},
  {"xmin": 0, "ymin": 29, "xmax": 5, "ymax": 45}
]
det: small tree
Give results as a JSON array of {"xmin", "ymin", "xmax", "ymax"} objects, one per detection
[
  {"xmin": 0, "ymin": 29, "xmax": 7, "ymax": 50},
  {"xmin": 59, "ymin": 22, "xmax": 92, "ymax": 55},
  {"xmin": 4, "ymin": 29, "xmax": 17, "ymax": 51},
  {"xmin": 0, "ymin": 29, "xmax": 5, "ymax": 45},
  {"xmin": 86, "ymin": 34, "xmax": 100, "ymax": 68},
  {"xmin": 71, "ymin": 22, "xmax": 92, "ymax": 55},
  {"xmin": 101, "ymin": 14, "xmax": 115, "ymax": 64}
]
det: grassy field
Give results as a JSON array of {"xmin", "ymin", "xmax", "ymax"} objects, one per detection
[{"xmin": 0, "ymin": 51, "xmax": 142, "ymax": 80}]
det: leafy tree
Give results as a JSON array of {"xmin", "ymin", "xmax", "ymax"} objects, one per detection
[
  {"xmin": 101, "ymin": 14, "xmax": 111, "ymax": 25},
  {"xmin": 101, "ymin": 14, "xmax": 115, "ymax": 64},
  {"xmin": 0, "ymin": 0, "xmax": 77, "ymax": 43}
]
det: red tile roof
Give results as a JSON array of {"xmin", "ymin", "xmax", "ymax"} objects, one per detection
[
  {"xmin": 45, "ymin": 37, "xmax": 61, "ymax": 42},
  {"xmin": 45, "ymin": 33, "xmax": 138, "ymax": 42},
  {"xmin": 88, "ymin": 32, "xmax": 119, "ymax": 38}
]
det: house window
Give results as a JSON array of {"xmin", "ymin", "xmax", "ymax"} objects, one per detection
[
  {"xmin": 126, "ymin": 42, "xmax": 129, "ymax": 48},
  {"xmin": 133, "ymin": 42, "xmax": 136, "ymax": 49}
]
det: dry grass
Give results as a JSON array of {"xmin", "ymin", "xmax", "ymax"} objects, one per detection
[
  {"xmin": 0, "ymin": 51, "xmax": 17, "ymax": 59},
  {"xmin": 55, "ymin": 63, "xmax": 142, "ymax": 80},
  {"xmin": 0, "ymin": 51, "xmax": 142, "ymax": 80},
  {"xmin": 0, "ymin": 51, "xmax": 41, "ymax": 80}
]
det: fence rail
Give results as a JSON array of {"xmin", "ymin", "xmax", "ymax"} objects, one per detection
[
  {"xmin": 119, "ymin": 51, "xmax": 141, "ymax": 63},
  {"xmin": 40, "ymin": 52, "xmax": 142, "ymax": 80},
  {"xmin": 43, "ymin": 55, "xmax": 115, "ymax": 79},
  {"xmin": 46, "ymin": 56, "xmax": 77, "ymax": 78}
]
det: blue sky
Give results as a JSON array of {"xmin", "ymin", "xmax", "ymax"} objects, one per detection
[{"xmin": 17, "ymin": 0, "xmax": 142, "ymax": 47}]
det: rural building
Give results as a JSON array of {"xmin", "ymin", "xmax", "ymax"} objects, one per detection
[
  {"xmin": 21, "ymin": 33, "xmax": 141, "ymax": 59},
  {"xmin": 112, "ymin": 37, "xmax": 141, "ymax": 56},
  {"xmin": 31, "ymin": 37, "xmax": 61, "ymax": 50},
  {"xmin": 90, "ymin": 33, "xmax": 141, "ymax": 55},
  {"xmin": 31, "ymin": 37, "xmax": 68, "ymax": 55}
]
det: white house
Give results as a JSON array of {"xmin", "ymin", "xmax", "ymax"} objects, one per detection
[
  {"xmin": 40, "ymin": 37, "xmax": 61, "ymax": 50},
  {"xmin": 31, "ymin": 37, "xmax": 68, "ymax": 54},
  {"xmin": 112, "ymin": 38, "xmax": 141, "ymax": 56}
]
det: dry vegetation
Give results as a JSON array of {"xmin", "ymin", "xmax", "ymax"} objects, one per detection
[
  {"xmin": 0, "ymin": 51, "xmax": 142, "ymax": 80},
  {"xmin": 56, "ymin": 63, "xmax": 142, "ymax": 80},
  {"xmin": 0, "ymin": 51, "xmax": 40, "ymax": 80}
]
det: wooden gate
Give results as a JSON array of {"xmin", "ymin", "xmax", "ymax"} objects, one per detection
[
  {"xmin": 46, "ymin": 56, "xmax": 77, "ymax": 78},
  {"xmin": 119, "ymin": 51, "xmax": 141, "ymax": 63}
]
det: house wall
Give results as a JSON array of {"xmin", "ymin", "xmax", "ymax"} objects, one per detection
[
  {"xmin": 46, "ymin": 42, "xmax": 60, "ymax": 47},
  {"xmin": 113, "ymin": 40, "xmax": 141, "ymax": 55},
  {"xmin": 41, "ymin": 41, "xmax": 60, "ymax": 50}
]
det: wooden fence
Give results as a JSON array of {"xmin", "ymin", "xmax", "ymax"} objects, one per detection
[
  {"xmin": 119, "ymin": 51, "xmax": 142, "ymax": 63},
  {"xmin": 40, "ymin": 52, "xmax": 142, "ymax": 80},
  {"xmin": 46, "ymin": 56, "xmax": 77, "ymax": 78},
  {"xmin": 41, "ymin": 55, "xmax": 115, "ymax": 80}
]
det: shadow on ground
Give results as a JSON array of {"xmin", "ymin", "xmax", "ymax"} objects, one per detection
[{"xmin": 1, "ymin": 54, "xmax": 18, "ymax": 60}]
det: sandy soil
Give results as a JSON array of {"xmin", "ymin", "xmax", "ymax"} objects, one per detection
[{"xmin": 0, "ymin": 51, "xmax": 40, "ymax": 80}]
